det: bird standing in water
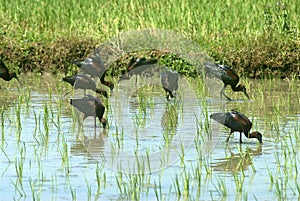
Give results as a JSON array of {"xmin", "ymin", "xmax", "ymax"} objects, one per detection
[
  {"xmin": 204, "ymin": 62, "xmax": 250, "ymax": 101},
  {"xmin": 0, "ymin": 60, "xmax": 22, "ymax": 87},
  {"xmin": 72, "ymin": 53, "xmax": 114, "ymax": 90},
  {"xmin": 70, "ymin": 95, "xmax": 107, "ymax": 129},
  {"xmin": 63, "ymin": 74, "xmax": 108, "ymax": 97},
  {"xmin": 161, "ymin": 70, "xmax": 179, "ymax": 101},
  {"xmin": 210, "ymin": 110, "xmax": 262, "ymax": 143}
]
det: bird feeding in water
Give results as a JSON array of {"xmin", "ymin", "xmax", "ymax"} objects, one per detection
[
  {"xmin": 62, "ymin": 74, "xmax": 108, "ymax": 97},
  {"xmin": 70, "ymin": 95, "xmax": 107, "ymax": 129},
  {"xmin": 0, "ymin": 60, "xmax": 22, "ymax": 87},
  {"xmin": 204, "ymin": 62, "xmax": 250, "ymax": 101},
  {"xmin": 161, "ymin": 70, "xmax": 179, "ymax": 101},
  {"xmin": 210, "ymin": 110, "xmax": 262, "ymax": 143},
  {"xmin": 72, "ymin": 53, "xmax": 114, "ymax": 90}
]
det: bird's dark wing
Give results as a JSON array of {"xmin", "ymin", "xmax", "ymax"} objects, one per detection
[
  {"xmin": 230, "ymin": 111, "xmax": 252, "ymax": 131},
  {"xmin": 70, "ymin": 96, "xmax": 96, "ymax": 117},
  {"xmin": 219, "ymin": 65, "xmax": 239, "ymax": 83},
  {"xmin": 75, "ymin": 75, "xmax": 96, "ymax": 90}
]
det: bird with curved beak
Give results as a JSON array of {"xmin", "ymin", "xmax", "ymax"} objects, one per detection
[
  {"xmin": 70, "ymin": 95, "xmax": 107, "ymax": 130},
  {"xmin": 210, "ymin": 110, "xmax": 262, "ymax": 143},
  {"xmin": 72, "ymin": 53, "xmax": 114, "ymax": 90},
  {"xmin": 204, "ymin": 62, "xmax": 250, "ymax": 101}
]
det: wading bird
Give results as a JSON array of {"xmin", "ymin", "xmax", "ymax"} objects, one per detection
[
  {"xmin": 210, "ymin": 110, "xmax": 262, "ymax": 143},
  {"xmin": 161, "ymin": 70, "xmax": 179, "ymax": 101},
  {"xmin": 63, "ymin": 74, "xmax": 108, "ymax": 97},
  {"xmin": 127, "ymin": 57, "xmax": 158, "ymax": 71},
  {"xmin": 204, "ymin": 62, "xmax": 250, "ymax": 101},
  {"xmin": 120, "ymin": 57, "xmax": 158, "ymax": 83},
  {"xmin": 0, "ymin": 60, "xmax": 22, "ymax": 87},
  {"xmin": 70, "ymin": 95, "xmax": 107, "ymax": 129},
  {"xmin": 72, "ymin": 53, "xmax": 114, "ymax": 90}
]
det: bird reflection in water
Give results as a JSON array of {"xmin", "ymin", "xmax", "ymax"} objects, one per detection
[
  {"xmin": 71, "ymin": 129, "xmax": 107, "ymax": 160},
  {"xmin": 211, "ymin": 144, "xmax": 262, "ymax": 172}
]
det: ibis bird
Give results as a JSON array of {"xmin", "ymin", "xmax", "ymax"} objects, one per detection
[
  {"xmin": 126, "ymin": 57, "xmax": 158, "ymax": 71},
  {"xmin": 70, "ymin": 95, "xmax": 107, "ymax": 129},
  {"xmin": 161, "ymin": 70, "xmax": 179, "ymax": 101},
  {"xmin": 204, "ymin": 62, "xmax": 250, "ymax": 101},
  {"xmin": 120, "ymin": 57, "xmax": 158, "ymax": 83},
  {"xmin": 62, "ymin": 74, "xmax": 108, "ymax": 97},
  {"xmin": 0, "ymin": 60, "xmax": 22, "ymax": 87},
  {"xmin": 210, "ymin": 110, "xmax": 262, "ymax": 143},
  {"xmin": 72, "ymin": 54, "xmax": 114, "ymax": 90}
]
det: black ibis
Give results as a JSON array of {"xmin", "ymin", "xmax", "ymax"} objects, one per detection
[
  {"xmin": 210, "ymin": 110, "xmax": 262, "ymax": 143},
  {"xmin": 62, "ymin": 74, "xmax": 108, "ymax": 97},
  {"xmin": 204, "ymin": 62, "xmax": 250, "ymax": 101},
  {"xmin": 161, "ymin": 70, "xmax": 179, "ymax": 101},
  {"xmin": 70, "ymin": 95, "xmax": 107, "ymax": 129},
  {"xmin": 0, "ymin": 60, "xmax": 22, "ymax": 87},
  {"xmin": 120, "ymin": 57, "xmax": 158, "ymax": 83},
  {"xmin": 127, "ymin": 57, "xmax": 158, "ymax": 71},
  {"xmin": 72, "ymin": 54, "xmax": 114, "ymax": 90}
]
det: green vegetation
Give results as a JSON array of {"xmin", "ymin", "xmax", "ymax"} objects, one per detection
[{"xmin": 0, "ymin": 0, "xmax": 299, "ymax": 78}]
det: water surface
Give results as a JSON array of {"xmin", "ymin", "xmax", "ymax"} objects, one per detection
[{"xmin": 0, "ymin": 74, "xmax": 299, "ymax": 200}]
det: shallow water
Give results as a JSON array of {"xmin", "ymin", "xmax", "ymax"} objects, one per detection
[{"xmin": 0, "ymin": 74, "xmax": 299, "ymax": 200}]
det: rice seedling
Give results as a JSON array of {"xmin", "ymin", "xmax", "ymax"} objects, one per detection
[
  {"xmin": 153, "ymin": 179, "xmax": 162, "ymax": 201},
  {"xmin": 213, "ymin": 178, "xmax": 228, "ymax": 197},
  {"xmin": 14, "ymin": 143, "xmax": 26, "ymax": 197},
  {"xmin": 95, "ymin": 162, "xmax": 106, "ymax": 195},
  {"xmin": 60, "ymin": 135, "xmax": 70, "ymax": 175},
  {"xmin": 233, "ymin": 171, "xmax": 244, "ymax": 193},
  {"xmin": 85, "ymin": 177, "xmax": 91, "ymax": 201},
  {"xmin": 70, "ymin": 185, "xmax": 77, "ymax": 201}
]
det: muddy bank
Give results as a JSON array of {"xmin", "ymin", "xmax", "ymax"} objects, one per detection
[{"xmin": 0, "ymin": 36, "xmax": 299, "ymax": 79}]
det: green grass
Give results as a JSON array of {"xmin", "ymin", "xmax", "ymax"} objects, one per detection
[{"xmin": 0, "ymin": 0, "xmax": 298, "ymax": 78}]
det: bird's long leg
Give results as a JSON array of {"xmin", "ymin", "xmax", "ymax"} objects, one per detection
[
  {"xmin": 221, "ymin": 85, "xmax": 232, "ymax": 101},
  {"xmin": 94, "ymin": 115, "xmax": 96, "ymax": 135},
  {"xmin": 226, "ymin": 131, "xmax": 234, "ymax": 142},
  {"xmin": 239, "ymin": 132, "xmax": 243, "ymax": 143},
  {"xmin": 15, "ymin": 77, "xmax": 23, "ymax": 88}
]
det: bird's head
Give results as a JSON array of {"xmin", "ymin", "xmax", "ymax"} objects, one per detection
[
  {"xmin": 171, "ymin": 90, "xmax": 177, "ymax": 98},
  {"xmin": 108, "ymin": 82, "xmax": 114, "ymax": 90},
  {"xmin": 237, "ymin": 84, "xmax": 250, "ymax": 100},
  {"xmin": 251, "ymin": 131, "xmax": 262, "ymax": 143},
  {"xmin": 100, "ymin": 117, "xmax": 107, "ymax": 128}
]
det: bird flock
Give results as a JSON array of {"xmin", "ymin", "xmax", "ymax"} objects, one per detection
[{"xmin": 0, "ymin": 56, "xmax": 262, "ymax": 144}]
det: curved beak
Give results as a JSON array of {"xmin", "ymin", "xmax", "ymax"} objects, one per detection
[
  {"xmin": 244, "ymin": 91, "xmax": 250, "ymax": 100},
  {"xmin": 15, "ymin": 76, "xmax": 23, "ymax": 88}
]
